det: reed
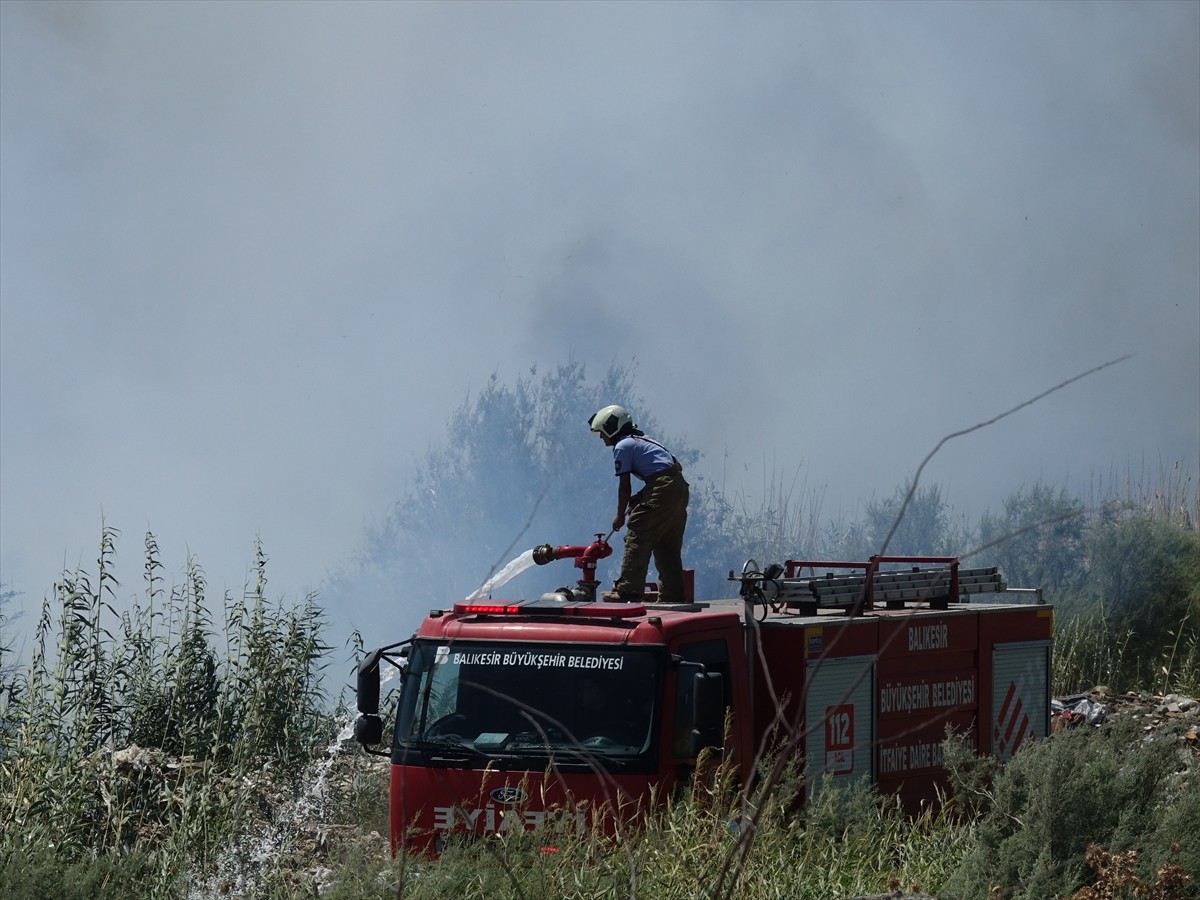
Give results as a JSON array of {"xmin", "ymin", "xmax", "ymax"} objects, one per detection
[
  {"xmin": 0, "ymin": 529, "xmax": 333, "ymax": 898},
  {"xmin": 1053, "ymin": 605, "xmax": 1137, "ymax": 694}
]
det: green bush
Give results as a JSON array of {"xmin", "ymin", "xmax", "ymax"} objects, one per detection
[
  {"xmin": 0, "ymin": 846, "xmax": 171, "ymax": 900},
  {"xmin": 1146, "ymin": 767, "xmax": 1200, "ymax": 886},
  {"xmin": 940, "ymin": 717, "xmax": 1195, "ymax": 899}
]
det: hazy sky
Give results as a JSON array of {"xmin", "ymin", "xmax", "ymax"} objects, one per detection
[{"xmin": 2, "ymin": 1, "xmax": 1197, "ymax": 642}]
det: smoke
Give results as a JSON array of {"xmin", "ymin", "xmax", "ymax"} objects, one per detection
[{"xmin": 1, "ymin": 2, "xmax": 1196, "ymax": 661}]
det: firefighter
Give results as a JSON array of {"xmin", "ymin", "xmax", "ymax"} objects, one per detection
[{"xmin": 588, "ymin": 404, "xmax": 689, "ymax": 603}]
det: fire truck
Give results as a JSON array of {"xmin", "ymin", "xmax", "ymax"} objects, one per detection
[{"xmin": 353, "ymin": 536, "xmax": 1053, "ymax": 854}]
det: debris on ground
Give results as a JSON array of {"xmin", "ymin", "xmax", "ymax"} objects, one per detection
[{"xmin": 1052, "ymin": 687, "xmax": 1200, "ymax": 761}]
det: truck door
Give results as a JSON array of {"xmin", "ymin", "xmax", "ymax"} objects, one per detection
[
  {"xmin": 671, "ymin": 638, "xmax": 732, "ymax": 758},
  {"xmin": 991, "ymin": 640, "xmax": 1051, "ymax": 762},
  {"xmin": 805, "ymin": 654, "xmax": 874, "ymax": 799}
]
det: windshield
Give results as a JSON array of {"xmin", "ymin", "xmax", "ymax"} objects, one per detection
[{"xmin": 394, "ymin": 640, "xmax": 660, "ymax": 767}]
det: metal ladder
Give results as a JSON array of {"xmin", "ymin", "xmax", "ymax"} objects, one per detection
[{"xmin": 766, "ymin": 555, "xmax": 1007, "ymax": 615}]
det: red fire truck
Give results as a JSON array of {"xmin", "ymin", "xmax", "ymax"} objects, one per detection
[{"xmin": 353, "ymin": 537, "xmax": 1053, "ymax": 854}]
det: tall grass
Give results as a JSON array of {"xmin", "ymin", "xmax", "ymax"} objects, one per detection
[
  {"xmin": 1055, "ymin": 608, "xmax": 1200, "ymax": 696},
  {"xmin": 1053, "ymin": 605, "xmax": 1137, "ymax": 694},
  {"xmin": 1084, "ymin": 458, "xmax": 1198, "ymax": 531},
  {"xmin": 310, "ymin": 752, "xmax": 972, "ymax": 900},
  {"xmin": 0, "ymin": 528, "xmax": 332, "ymax": 898}
]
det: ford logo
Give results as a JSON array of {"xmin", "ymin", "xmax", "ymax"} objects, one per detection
[{"xmin": 490, "ymin": 786, "xmax": 527, "ymax": 805}]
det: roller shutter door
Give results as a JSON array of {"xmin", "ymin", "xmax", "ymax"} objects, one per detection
[
  {"xmin": 991, "ymin": 640, "xmax": 1051, "ymax": 762},
  {"xmin": 805, "ymin": 654, "xmax": 874, "ymax": 798}
]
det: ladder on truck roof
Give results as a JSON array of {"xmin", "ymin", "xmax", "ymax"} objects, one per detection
[{"xmin": 759, "ymin": 556, "xmax": 1007, "ymax": 616}]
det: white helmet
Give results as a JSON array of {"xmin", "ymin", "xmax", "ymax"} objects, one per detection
[{"xmin": 588, "ymin": 404, "xmax": 633, "ymax": 439}]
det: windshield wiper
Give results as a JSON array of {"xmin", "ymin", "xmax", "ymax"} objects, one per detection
[{"xmin": 400, "ymin": 739, "xmax": 491, "ymax": 763}]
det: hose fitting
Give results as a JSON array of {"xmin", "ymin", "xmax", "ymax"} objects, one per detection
[{"xmin": 532, "ymin": 543, "xmax": 558, "ymax": 566}]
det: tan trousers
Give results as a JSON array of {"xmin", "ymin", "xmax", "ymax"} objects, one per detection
[{"xmin": 614, "ymin": 464, "xmax": 689, "ymax": 602}]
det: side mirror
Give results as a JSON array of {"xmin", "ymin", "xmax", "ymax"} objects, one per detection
[
  {"xmin": 357, "ymin": 648, "xmax": 383, "ymax": 715},
  {"xmin": 355, "ymin": 714, "xmax": 384, "ymax": 746},
  {"xmin": 353, "ymin": 641, "xmax": 411, "ymax": 755},
  {"xmin": 355, "ymin": 650, "xmax": 384, "ymax": 749}
]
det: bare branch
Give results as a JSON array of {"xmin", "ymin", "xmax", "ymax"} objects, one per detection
[{"xmin": 880, "ymin": 354, "xmax": 1132, "ymax": 556}]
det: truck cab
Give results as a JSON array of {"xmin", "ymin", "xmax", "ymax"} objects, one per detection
[{"xmin": 357, "ymin": 596, "xmax": 750, "ymax": 855}]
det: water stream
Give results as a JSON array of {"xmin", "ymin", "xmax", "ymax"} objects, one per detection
[
  {"xmin": 188, "ymin": 659, "xmax": 407, "ymax": 899},
  {"xmin": 465, "ymin": 548, "xmax": 538, "ymax": 600},
  {"xmin": 188, "ymin": 555, "xmax": 540, "ymax": 896}
]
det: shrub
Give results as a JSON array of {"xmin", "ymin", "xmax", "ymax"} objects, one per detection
[
  {"xmin": 0, "ymin": 846, "xmax": 168, "ymax": 900},
  {"xmin": 940, "ymin": 716, "xmax": 1194, "ymax": 900}
]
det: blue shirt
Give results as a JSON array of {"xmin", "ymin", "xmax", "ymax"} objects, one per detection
[{"xmin": 612, "ymin": 435, "xmax": 674, "ymax": 482}]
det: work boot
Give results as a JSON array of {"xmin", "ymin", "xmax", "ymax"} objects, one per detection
[{"xmin": 601, "ymin": 591, "xmax": 640, "ymax": 602}]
